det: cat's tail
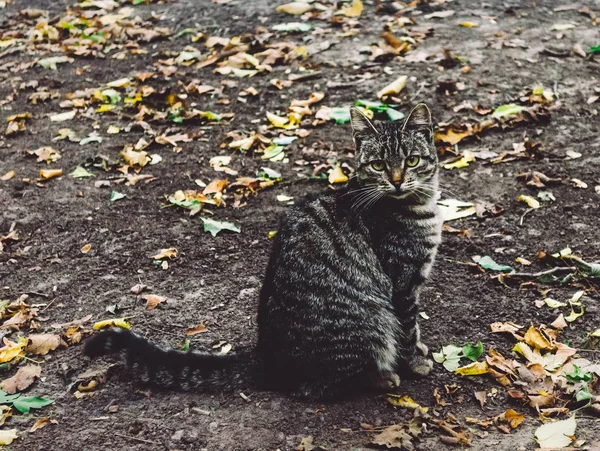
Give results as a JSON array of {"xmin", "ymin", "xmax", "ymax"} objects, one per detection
[{"xmin": 83, "ymin": 328, "xmax": 254, "ymax": 391}]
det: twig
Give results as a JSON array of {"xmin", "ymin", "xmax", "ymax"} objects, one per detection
[
  {"xmin": 42, "ymin": 298, "xmax": 57, "ymax": 312},
  {"xmin": 519, "ymin": 208, "xmax": 534, "ymax": 226},
  {"xmin": 507, "ymin": 267, "xmax": 577, "ymax": 279},
  {"xmin": 113, "ymin": 433, "xmax": 163, "ymax": 446},
  {"xmin": 26, "ymin": 291, "xmax": 49, "ymax": 298}
]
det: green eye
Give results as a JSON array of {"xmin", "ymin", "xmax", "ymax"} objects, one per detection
[
  {"xmin": 406, "ymin": 155, "xmax": 420, "ymax": 167},
  {"xmin": 370, "ymin": 160, "xmax": 386, "ymax": 171}
]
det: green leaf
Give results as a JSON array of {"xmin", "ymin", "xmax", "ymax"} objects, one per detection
[
  {"xmin": 543, "ymin": 298, "xmax": 567, "ymax": 308},
  {"xmin": 110, "ymin": 191, "xmax": 126, "ymax": 202},
  {"xmin": 179, "ymin": 339, "xmax": 190, "ymax": 352},
  {"xmin": 474, "ymin": 255, "xmax": 513, "ymax": 272},
  {"xmin": 12, "ymin": 396, "xmax": 54, "ymax": 414},
  {"xmin": 0, "ymin": 390, "xmax": 22, "ymax": 405},
  {"xmin": 272, "ymin": 136, "xmax": 297, "ymax": 146},
  {"xmin": 565, "ymin": 365, "xmax": 592, "ymax": 383},
  {"xmin": 272, "ymin": 22, "xmax": 312, "ymax": 33},
  {"xmin": 329, "ymin": 107, "xmax": 351, "ymax": 124},
  {"xmin": 575, "ymin": 388, "xmax": 594, "ymax": 402},
  {"xmin": 79, "ymin": 135, "xmax": 103, "ymax": 146},
  {"xmin": 200, "ymin": 217, "xmax": 241, "ymax": 237},
  {"xmin": 492, "ymin": 103, "xmax": 526, "ymax": 119},
  {"xmin": 432, "ymin": 344, "xmax": 463, "ymax": 372},
  {"xmin": 355, "ymin": 99, "xmax": 388, "ymax": 113},
  {"xmin": 261, "ymin": 145, "xmax": 285, "ymax": 161},
  {"xmin": 589, "ymin": 45, "xmax": 600, "ymax": 54},
  {"xmin": 70, "ymin": 167, "xmax": 95, "ymax": 178},
  {"xmin": 386, "ymin": 108, "xmax": 405, "ymax": 121},
  {"xmin": 462, "ymin": 342, "xmax": 483, "ymax": 361},
  {"xmin": 101, "ymin": 89, "xmax": 121, "ymax": 104}
]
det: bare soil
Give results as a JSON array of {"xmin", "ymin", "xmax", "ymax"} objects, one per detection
[{"xmin": 0, "ymin": 0, "xmax": 599, "ymax": 450}]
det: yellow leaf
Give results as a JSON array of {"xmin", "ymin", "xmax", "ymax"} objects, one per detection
[
  {"xmin": 81, "ymin": 243, "xmax": 92, "ymax": 254},
  {"xmin": 151, "ymin": 248, "xmax": 178, "ymax": 260},
  {"xmin": 39, "ymin": 169, "xmax": 63, "ymax": 180},
  {"xmin": 30, "ymin": 417, "xmax": 58, "ymax": 433},
  {"xmin": 106, "ymin": 78, "xmax": 131, "ymax": 88},
  {"xmin": 0, "ymin": 338, "xmax": 27, "ymax": 364},
  {"xmin": 107, "ymin": 125, "xmax": 120, "ymax": 134},
  {"xmin": 564, "ymin": 306, "xmax": 584, "ymax": 322},
  {"xmin": 377, "ymin": 75, "xmax": 407, "ymax": 99},
  {"xmin": 496, "ymin": 409, "xmax": 524, "ymax": 429},
  {"xmin": 0, "ymin": 429, "xmax": 18, "ymax": 445},
  {"xmin": 93, "ymin": 318, "xmax": 131, "ymax": 330},
  {"xmin": 443, "ymin": 150, "xmax": 475, "ymax": 170},
  {"xmin": 341, "ymin": 0, "xmax": 363, "ymax": 17},
  {"xmin": 590, "ymin": 328, "xmax": 600, "ymax": 337},
  {"xmin": 328, "ymin": 166, "xmax": 348, "ymax": 184},
  {"xmin": 96, "ymin": 104, "xmax": 116, "ymax": 113},
  {"xmin": 266, "ymin": 112, "xmax": 290, "ymax": 128},
  {"xmin": 455, "ymin": 361, "xmax": 489, "ymax": 376},
  {"xmin": 276, "ymin": 2, "xmax": 313, "ymax": 15},
  {"xmin": 385, "ymin": 394, "xmax": 428, "ymax": 412},
  {"xmin": 229, "ymin": 136, "xmax": 257, "ymax": 152},
  {"xmin": 120, "ymin": 147, "xmax": 149, "ymax": 167},
  {"xmin": 1, "ymin": 170, "xmax": 15, "ymax": 181},
  {"xmin": 459, "ymin": 21, "xmax": 479, "ymax": 28},
  {"xmin": 517, "ymin": 194, "xmax": 540, "ymax": 209},
  {"xmin": 524, "ymin": 325, "xmax": 555, "ymax": 351}
]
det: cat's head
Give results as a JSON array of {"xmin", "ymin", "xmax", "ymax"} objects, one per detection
[{"xmin": 349, "ymin": 103, "xmax": 438, "ymax": 203}]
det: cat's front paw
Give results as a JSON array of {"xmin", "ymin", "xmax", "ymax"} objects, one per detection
[
  {"xmin": 409, "ymin": 356, "xmax": 433, "ymax": 377},
  {"xmin": 372, "ymin": 371, "xmax": 401, "ymax": 390}
]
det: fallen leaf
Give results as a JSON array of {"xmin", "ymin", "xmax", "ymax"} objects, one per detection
[
  {"xmin": 424, "ymin": 10, "xmax": 455, "ymax": 19},
  {"xmin": 517, "ymin": 194, "xmax": 540, "ymax": 209},
  {"xmin": 534, "ymin": 416, "xmax": 576, "ymax": 448},
  {"xmin": 386, "ymin": 394, "xmax": 429, "ymax": 412},
  {"xmin": 455, "ymin": 361, "xmax": 489, "ymax": 376},
  {"xmin": 81, "ymin": 243, "xmax": 92, "ymax": 254},
  {"xmin": 443, "ymin": 150, "xmax": 476, "ymax": 170},
  {"xmin": 141, "ymin": 294, "xmax": 166, "ymax": 310},
  {"xmin": 201, "ymin": 217, "xmax": 241, "ymax": 237},
  {"xmin": 372, "ymin": 424, "xmax": 416, "ymax": 450},
  {"xmin": 492, "ymin": 104, "xmax": 526, "ymax": 119},
  {"xmin": 437, "ymin": 199, "xmax": 477, "ymax": 222},
  {"xmin": 25, "ymin": 334, "xmax": 65, "ymax": 356},
  {"xmin": 276, "ymin": 2, "xmax": 313, "ymax": 15},
  {"xmin": 39, "ymin": 169, "xmax": 63, "ymax": 180},
  {"xmin": 186, "ymin": 322, "xmax": 208, "ymax": 336},
  {"xmin": 0, "ymin": 365, "xmax": 41, "ymax": 394},
  {"xmin": 30, "ymin": 417, "xmax": 58, "ymax": 433},
  {"xmin": 0, "ymin": 429, "xmax": 18, "ymax": 445},
  {"xmin": 0, "ymin": 338, "xmax": 27, "ymax": 364},
  {"xmin": 474, "ymin": 391, "xmax": 487, "ymax": 408},
  {"xmin": 328, "ymin": 166, "xmax": 348, "ymax": 184},
  {"xmin": 92, "ymin": 318, "xmax": 131, "ymax": 330},
  {"xmin": 49, "ymin": 110, "xmax": 76, "ymax": 122},
  {"xmin": 0, "ymin": 171, "xmax": 15, "ymax": 181},
  {"xmin": 495, "ymin": 409, "xmax": 524, "ymax": 430},
  {"xmin": 71, "ymin": 167, "xmax": 94, "ymax": 178},
  {"xmin": 151, "ymin": 248, "xmax": 178, "ymax": 260},
  {"xmin": 340, "ymin": 0, "xmax": 363, "ymax": 17},
  {"xmin": 377, "ymin": 75, "xmax": 407, "ymax": 99}
]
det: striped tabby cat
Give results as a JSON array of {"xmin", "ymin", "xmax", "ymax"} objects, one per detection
[{"xmin": 84, "ymin": 103, "xmax": 442, "ymax": 400}]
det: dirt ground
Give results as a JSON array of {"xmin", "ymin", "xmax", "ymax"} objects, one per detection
[{"xmin": 0, "ymin": 0, "xmax": 599, "ymax": 449}]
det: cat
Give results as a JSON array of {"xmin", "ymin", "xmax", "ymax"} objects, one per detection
[{"xmin": 84, "ymin": 103, "xmax": 442, "ymax": 400}]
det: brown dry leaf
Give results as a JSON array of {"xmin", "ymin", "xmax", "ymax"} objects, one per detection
[
  {"xmin": 141, "ymin": 294, "xmax": 166, "ymax": 310},
  {"xmin": 0, "ymin": 406, "xmax": 12, "ymax": 426},
  {"xmin": 371, "ymin": 424, "xmax": 415, "ymax": 450},
  {"xmin": 30, "ymin": 417, "xmax": 58, "ymax": 433},
  {"xmin": 81, "ymin": 243, "xmax": 92, "ymax": 254},
  {"xmin": 377, "ymin": 75, "xmax": 408, "ymax": 99},
  {"xmin": 290, "ymin": 92, "xmax": 325, "ymax": 108},
  {"xmin": 121, "ymin": 147, "xmax": 149, "ymax": 167},
  {"xmin": 186, "ymin": 322, "xmax": 208, "ymax": 336},
  {"xmin": 25, "ymin": 334, "xmax": 66, "ymax": 355},
  {"xmin": 474, "ymin": 391, "xmax": 487, "ymax": 408},
  {"xmin": 151, "ymin": 248, "xmax": 178, "ymax": 260},
  {"xmin": 39, "ymin": 169, "xmax": 63, "ymax": 180},
  {"xmin": 0, "ymin": 171, "xmax": 15, "ymax": 181},
  {"xmin": 386, "ymin": 394, "xmax": 429, "ymax": 412},
  {"xmin": 203, "ymin": 179, "xmax": 228, "ymax": 195},
  {"xmin": 551, "ymin": 314, "xmax": 567, "ymax": 330},
  {"xmin": 27, "ymin": 146, "xmax": 61, "ymax": 163},
  {"xmin": 0, "ymin": 364, "xmax": 41, "ymax": 394},
  {"xmin": 528, "ymin": 394, "xmax": 556, "ymax": 409},
  {"xmin": 490, "ymin": 322, "xmax": 524, "ymax": 340}
]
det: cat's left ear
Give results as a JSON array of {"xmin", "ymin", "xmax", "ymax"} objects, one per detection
[
  {"xmin": 402, "ymin": 103, "xmax": 433, "ymax": 138},
  {"xmin": 350, "ymin": 106, "xmax": 378, "ymax": 139}
]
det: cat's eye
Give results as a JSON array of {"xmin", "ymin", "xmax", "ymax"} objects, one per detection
[
  {"xmin": 370, "ymin": 160, "xmax": 386, "ymax": 171},
  {"xmin": 406, "ymin": 155, "xmax": 420, "ymax": 167}
]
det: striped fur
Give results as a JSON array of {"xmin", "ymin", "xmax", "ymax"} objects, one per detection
[{"xmin": 83, "ymin": 104, "xmax": 442, "ymax": 400}]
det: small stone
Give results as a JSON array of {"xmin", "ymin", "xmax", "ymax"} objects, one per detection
[{"xmin": 171, "ymin": 430, "xmax": 184, "ymax": 441}]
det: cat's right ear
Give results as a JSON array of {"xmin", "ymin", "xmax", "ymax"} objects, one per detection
[{"xmin": 350, "ymin": 107, "xmax": 378, "ymax": 140}]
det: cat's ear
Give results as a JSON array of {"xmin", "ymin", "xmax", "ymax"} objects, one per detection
[
  {"xmin": 350, "ymin": 107, "xmax": 378, "ymax": 139},
  {"xmin": 402, "ymin": 103, "xmax": 432, "ymax": 134}
]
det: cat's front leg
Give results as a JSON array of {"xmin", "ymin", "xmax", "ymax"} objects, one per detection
[{"xmin": 394, "ymin": 291, "xmax": 433, "ymax": 377}]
